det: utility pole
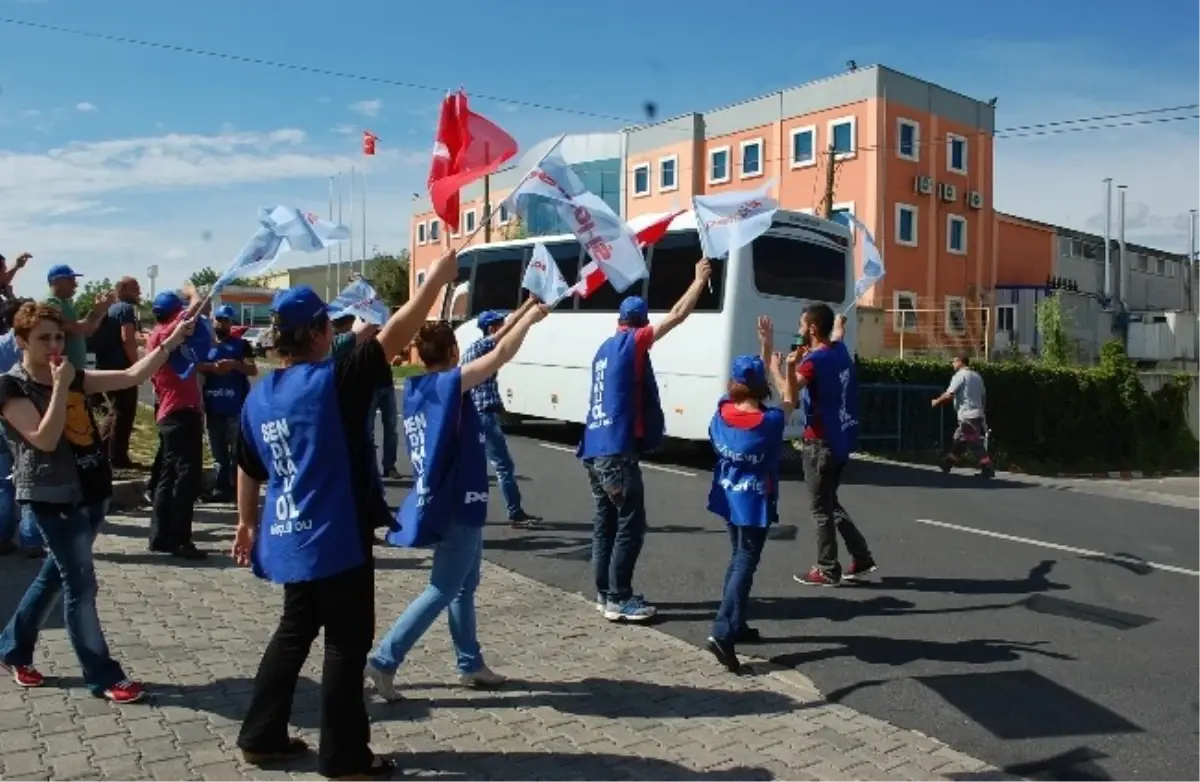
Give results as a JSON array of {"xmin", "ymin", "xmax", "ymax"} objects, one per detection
[{"xmin": 822, "ymin": 145, "xmax": 838, "ymax": 218}]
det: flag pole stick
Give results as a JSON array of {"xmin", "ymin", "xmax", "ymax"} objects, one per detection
[
  {"xmin": 361, "ymin": 167, "xmax": 368, "ymax": 278},
  {"xmin": 336, "ymin": 173, "xmax": 344, "ymax": 288},
  {"xmin": 326, "ymin": 175, "xmax": 334, "ymax": 300},
  {"xmin": 347, "ymin": 166, "xmax": 356, "ymax": 285}
]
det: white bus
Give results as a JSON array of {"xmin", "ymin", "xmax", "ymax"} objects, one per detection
[{"xmin": 447, "ymin": 208, "xmax": 856, "ymax": 442}]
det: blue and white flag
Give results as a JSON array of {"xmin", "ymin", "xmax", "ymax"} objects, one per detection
[
  {"xmin": 844, "ymin": 212, "xmax": 886, "ymax": 300},
  {"xmin": 165, "ymin": 316, "xmax": 214, "ymax": 380},
  {"xmin": 521, "ymin": 242, "xmax": 570, "ymax": 303},
  {"xmin": 692, "ymin": 182, "xmax": 778, "ymax": 259},
  {"xmin": 328, "ymin": 278, "xmax": 391, "ymax": 325},
  {"xmin": 210, "ymin": 206, "xmax": 350, "ymax": 298}
]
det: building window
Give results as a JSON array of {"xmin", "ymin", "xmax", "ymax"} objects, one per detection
[
  {"xmin": 945, "ymin": 296, "xmax": 967, "ymax": 335},
  {"xmin": 708, "ymin": 146, "xmax": 731, "ymax": 184},
  {"xmin": 894, "ymin": 290, "xmax": 918, "ymax": 332},
  {"xmin": 828, "ymin": 116, "xmax": 856, "ymax": 159},
  {"xmin": 429, "ymin": 220, "xmax": 440, "ymax": 242},
  {"xmin": 632, "ymin": 163, "xmax": 651, "ymax": 197},
  {"xmin": 947, "ymin": 133, "xmax": 968, "ymax": 175},
  {"xmin": 740, "ymin": 138, "xmax": 764, "ymax": 179},
  {"xmin": 416, "ymin": 270, "xmax": 426, "ymax": 288},
  {"xmin": 895, "ymin": 203, "xmax": 918, "ymax": 246},
  {"xmin": 995, "ymin": 304, "xmax": 1015, "ymax": 333},
  {"xmin": 1155, "ymin": 256, "xmax": 1166, "ymax": 275},
  {"xmin": 659, "ymin": 155, "xmax": 678, "ymax": 192},
  {"xmin": 417, "ymin": 222, "xmax": 427, "ymax": 245},
  {"xmin": 947, "ymin": 214, "xmax": 967, "ymax": 254},
  {"xmin": 897, "ymin": 118, "xmax": 920, "ymax": 161},
  {"xmin": 464, "ymin": 209, "xmax": 476, "ymax": 234},
  {"xmin": 498, "ymin": 203, "xmax": 510, "ymax": 225},
  {"xmin": 790, "ymin": 125, "xmax": 816, "ymax": 168}
]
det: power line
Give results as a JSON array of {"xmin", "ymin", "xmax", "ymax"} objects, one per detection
[{"xmin": 1, "ymin": 15, "xmax": 1196, "ymax": 149}]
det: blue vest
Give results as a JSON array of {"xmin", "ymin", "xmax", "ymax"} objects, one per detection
[
  {"xmin": 241, "ymin": 360, "xmax": 365, "ymax": 584},
  {"xmin": 203, "ymin": 338, "xmax": 251, "ymax": 416},
  {"xmin": 388, "ymin": 367, "xmax": 490, "ymax": 548},
  {"xmin": 707, "ymin": 403, "xmax": 785, "ymax": 528},
  {"xmin": 577, "ymin": 330, "xmax": 665, "ymax": 459},
  {"xmin": 800, "ymin": 342, "xmax": 859, "ymax": 463}
]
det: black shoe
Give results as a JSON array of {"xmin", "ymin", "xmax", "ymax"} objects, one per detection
[
  {"xmin": 706, "ymin": 636, "xmax": 742, "ymax": 674},
  {"xmin": 939, "ymin": 456, "xmax": 954, "ymax": 474},
  {"xmin": 241, "ymin": 737, "xmax": 309, "ymax": 766},
  {"xmin": 509, "ymin": 511, "xmax": 543, "ymax": 530},
  {"xmin": 329, "ymin": 756, "xmax": 397, "ymax": 780},
  {"xmin": 383, "ymin": 468, "xmax": 403, "ymax": 480},
  {"xmin": 979, "ymin": 464, "xmax": 996, "ymax": 479},
  {"xmin": 737, "ymin": 625, "xmax": 762, "ymax": 644},
  {"xmin": 171, "ymin": 544, "xmax": 208, "ymax": 561},
  {"xmin": 148, "ymin": 541, "xmax": 174, "ymax": 554}
]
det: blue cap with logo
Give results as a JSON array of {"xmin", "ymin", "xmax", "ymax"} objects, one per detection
[
  {"xmin": 47, "ymin": 264, "xmax": 83, "ymax": 284},
  {"xmin": 271, "ymin": 285, "xmax": 330, "ymax": 330},
  {"xmin": 731, "ymin": 355, "xmax": 767, "ymax": 387},
  {"xmin": 618, "ymin": 295, "xmax": 648, "ymax": 325},
  {"xmin": 151, "ymin": 291, "xmax": 185, "ymax": 317},
  {"xmin": 213, "ymin": 304, "xmax": 236, "ymax": 321},
  {"xmin": 476, "ymin": 310, "xmax": 506, "ymax": 331}
]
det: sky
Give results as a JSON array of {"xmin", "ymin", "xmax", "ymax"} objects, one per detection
[{"xmin": 1, "ymin": 0, "xmax": 1197, "ymax": 297}]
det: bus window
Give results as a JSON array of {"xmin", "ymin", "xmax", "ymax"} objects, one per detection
[
  {"xmin": 751, "ymin": 233, "xmax": 847, "ymax": 303},
  {"xmin": 535, "ymin": 240, "xmax": 583, "ymax": 311},
  {"xmin": 646, "ymin": 231, "xmax": 724, "ymax": 312},
  {"xmin": 469, "ymin": 246, "xmax": 525, "ymax": 314}
]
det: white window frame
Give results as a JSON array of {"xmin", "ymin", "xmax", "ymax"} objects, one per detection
[
  {"xmin": 632, "ymin": 162, "xmax": 651, "ymax": 197},
  {"xmin": 497, "ymin": 203, "xmax": 510, "ymax": 225},
  {"xmin": 789, "ymin": 125, "xmax": 817, "ymax": 169},
  {"xmin": 894, "ymin": 290, "xmax": 918, "ymax": 333},
  {"xmin": 708, "ymin": 146, "xmax": 731, "ymax": 185},
  {"xmin": 896, "ymin": 118, "xmax": 920, "ymax": 162},
  {"xmin": 657, "ymin": 154, "xmax": 678, "ymax": 193},
  {"xmin": 739, "ymin": 137, "xmax": 764, "ymax": 179},
  {"xmin": 463, "ymin": 208, "xmax": 477, "ymax": 234},
  {"xmin": 995, "ymin": 304, "xmax": 1016, "ymax": 333},
  {"xmin": 895, "ymin": 203, "xmax": 919, "ymax": 247},
  {"xmin": 827, "ymin": 116, "xmax": 857, "ymax": 161},
  {"xmin": 946, "ymin": 214, "xmax": 968, "ymax": 255},
  {"xmin": 946, "ymin": 133, "xmax": 968, "ymax": 175},
  {"xmin": 428, "ymin": 219, "xmax": 440, "ymax": 242},
  {"xmin": 945, "ymin": 295, "xmax": 968, "ymax": 336},
  {"xmin": 416, "ymin": 270, "xmax": 427, "ymax": 287},
  {"xmin": 416, "ymin": 222, "xmax": 427, "ymax": 245}
]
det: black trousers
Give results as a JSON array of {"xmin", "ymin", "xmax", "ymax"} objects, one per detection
[
  {"xmin": 149, "ymin": 409, "xmax": 203, "ymax": 550},
  {"xmin": 100, "ymin": 386, "xmax": 139, "ymax": 467},
  {"xmin": 238, "ymin": 563, "xmax": 375, "ymax": 778},
  {"xmin": 800, "ymin": 440, "xmax": 872, "ymax": 576}
]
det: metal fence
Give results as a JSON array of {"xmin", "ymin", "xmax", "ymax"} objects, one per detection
[{"xmin": 858, "ymin": 383, "xmax": 952, "ymax": 455}]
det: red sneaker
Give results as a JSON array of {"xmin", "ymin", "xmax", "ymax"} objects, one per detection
[
  {"xmin": 100, "ymin": 680, "xmax": 145, "ymax": 704},
  {"xmin": 1, "ymin": 662, "xmax": 45, "ymax": 688},
  {"xmin": 794, "ymin": 566, "xmax": 842, "ymax": 587}
]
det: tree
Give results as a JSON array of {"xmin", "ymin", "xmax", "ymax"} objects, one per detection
[
  {"xmin": 189, "ymin": 266, "xmax": 251, "ymax": 289},
  {"xmin": 1036, "ymin": 294, "xmax": 1073, "ymax": 367},
  {"xmin": 498, "ymin": 218, "xmax": 529, "ymax": 241},
  {"xmin": 74, "ymin": 277, "xmax": 114, "ymax": 319},
  {"xmin": 363, "ymin": 249, "xmax": 410, "ymax": 306}
]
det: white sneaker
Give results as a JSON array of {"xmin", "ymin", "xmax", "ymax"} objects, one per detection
[
  {"xmin": 459, "ymin": 664, "xmax": 505, "ymax": 689},
  {"xmin": 364, "ymin": 661, "xmax": 399, "ymax": 702}
]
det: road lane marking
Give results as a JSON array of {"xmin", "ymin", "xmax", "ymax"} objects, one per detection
[
  {"xmin": 536, "ymin": 442, "xmax": 698, "ymax": 477},
  {"xmin": 915, "ymin": 519, "xmax": 1199, "ymax": 578}
]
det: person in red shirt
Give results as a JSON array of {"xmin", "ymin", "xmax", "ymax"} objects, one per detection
[{"xmin": 146, "ymin": 289, "xmax": 206, "ymax": 560}]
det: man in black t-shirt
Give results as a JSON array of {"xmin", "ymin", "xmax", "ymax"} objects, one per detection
[{"xmin": 92, "ymin": 277, "xmax": 143, "ymax": 468}]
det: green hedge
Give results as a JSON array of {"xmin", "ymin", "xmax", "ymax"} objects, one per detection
[{"xmin": 857, "ymin": 341, "xmax": 1197, "ymax": 473}]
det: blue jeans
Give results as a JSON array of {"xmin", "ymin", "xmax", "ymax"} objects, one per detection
[
  {"xmin": 0, "ymin": 501, "xmax": 126, "ymax": 693},
  {"xmin": 0, "ymin": 440, "xmax": 42, "ymax": 549},
  {"xmin": 205, "ymin": 412, "xmax": 240, "ymax": 494},
  {"xmin": 370, "ymin": 521, "xmax": 484, "ymax": 675},
  {"xmin": 369, "ymin": 386, "xmax": 398, "ymax": 472},
  {"xmin": 585, "ymin": 455, "xmax": 647, "ymax": 603},
  {"xmin": 711, "ymin": 524, "xmax": 768, "ymax": 644},
  {"xmin": 479, "ymin": 411, "xmax": 522, "ymax": 519}
]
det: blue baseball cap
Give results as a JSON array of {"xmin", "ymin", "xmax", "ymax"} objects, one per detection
[
  {"xmin": 151, "ymin": 291, "xmax": 185, "ymax": 317},
  {"xmin": 731, "ymin": 355, "xmax": 767, "ymax": 387},
  {"xmin": 476, "ymin": 310, "xmax": 505, "ymax": 331},
  {"xmin": 271, "ymin": 285, "xmax": 330, "ymax": 330},
  {"xmin": 47, "ymin": 264, "xmax": 82, "ymax": 284},
  {"xmin": 618, "ymin": 296, "xmax": 648, "ymax": 325},
  {"xmin": 213, "ymin": 304, "xmax": 236, "ymax": 320}
]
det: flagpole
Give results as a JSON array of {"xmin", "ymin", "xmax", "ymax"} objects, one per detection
[
  {"xmin": 347, "ymin": 165, "xmax": 356, "ymax": 284},
  {"xmin": 336, "ymin": 172, "xmax": 344, "ymax": 288},
  {"xmin": 361, "ymin": 167, "xmax": 368, "ymax": 278},
  {"xmin": 326, "ymin": 175, "xmax": 334, "ymax": 300}
]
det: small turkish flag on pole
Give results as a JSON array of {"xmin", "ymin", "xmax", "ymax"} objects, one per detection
[{"xmin": 362, "ymin": 130, "xmax": 378, "ymax": 156}]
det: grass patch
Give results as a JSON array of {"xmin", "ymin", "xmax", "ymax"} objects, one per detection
[
  {"xmin": 123, "ymin": 404, "xmax": 214, "ymax": 478},
  {"xmin": 392, "ymin": 364, "xmax": 424, "ymax": 379}
]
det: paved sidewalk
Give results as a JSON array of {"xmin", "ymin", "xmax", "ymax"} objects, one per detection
[{"xmin": 0, "ymin": 509, "xmax": 1012, "ymax": 781}]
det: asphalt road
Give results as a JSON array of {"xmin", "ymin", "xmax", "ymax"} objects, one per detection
[{"xmin": 141, "ymin": 381, "xmax": 1199, "ymax": 780}]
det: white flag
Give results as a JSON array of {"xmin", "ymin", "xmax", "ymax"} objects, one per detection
[
  {"xmin": 692, "ymin": 182, "xmax": 778, "ymax": 259},
  {"xmin": 844, "ymin": 213, "xmax": 886, "ymax": 299},
  {"xmin": 502, "ymin": 137, "xmax": 646, "ymax": 293},
  {"xmin": 328, "ymin": 278, "xmax": 391, "ymax": 325},
  {"xmin": 521, "ymin": 243, "xmax": 570, "ymax": 303}
]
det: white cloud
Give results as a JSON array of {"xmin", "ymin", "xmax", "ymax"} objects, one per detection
[
  {"xmin": 164, "ymin": 248, "xmax": 187, "ymax": 260},
  {"xmin": 332, "ymin": 124, "xmax": 356, "ymax": 135},
  {"xmin": 349, "ymin": 99, "xmax": 382, "ymax": 118},
  {"xmin": 75, "ymin": 102, "xmax": 98, "ymax": 113}
]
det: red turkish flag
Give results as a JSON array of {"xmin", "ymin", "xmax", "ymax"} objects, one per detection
[
  {"xmin": 427, "ymin": 90, "xmax": 518, "ymax": 233},
  {"xmin": 635, "ymin": 209, "xmax": 686, "ymax": 248},
  {"xmin": 362, "ymin": 130, "xmax": 378, "ymax": 156}
]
